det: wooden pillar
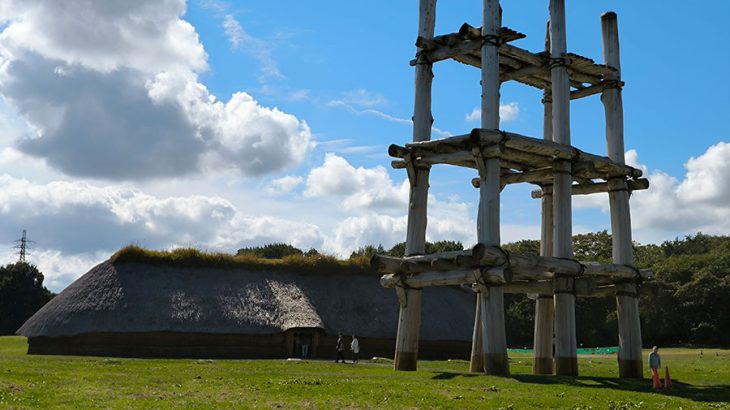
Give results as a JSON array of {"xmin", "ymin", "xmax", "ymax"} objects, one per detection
[
  {"xmin": 533, "ymin": 295, "xmax": 554, "ymax": 373},
  {"xmin": 534, "ymin": 89, "xmax": 555, "ymax": 375},
  {"xmin": 549, "ymin": 0, "xmax": 578, "ymax": 376},
  {"xmin": 469, "ymin": 295, "xmax": 484, "ymax": 372},
  {"xmin": 394, "ymin": 0, "xmax": 437, "ymax": 372},
  {"xmin": 477, "ymin": 0, "xmax": 509, "ymax": 376},
  {"xmin": 601, "ymin": 11, "xmax": 643, "ymax": 379}
]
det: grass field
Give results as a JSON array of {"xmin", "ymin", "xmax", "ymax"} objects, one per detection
[{"xmin": 1, "ymin": 337, "xmax": 728, "ymax": 409}]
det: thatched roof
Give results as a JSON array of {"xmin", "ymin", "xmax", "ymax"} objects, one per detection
[{"xmin": 18, "ymin": 259, "xmax": 476, "ymax": 341}]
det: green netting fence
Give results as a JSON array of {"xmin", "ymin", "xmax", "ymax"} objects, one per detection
[{"xmin": 508, "ymin": 346, "xmax": 619, "ymax": 355}]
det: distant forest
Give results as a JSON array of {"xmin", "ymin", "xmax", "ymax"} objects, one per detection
[
  {"xmin": 239, "ymin": 232, "xmax": 730, "ymax": 348},
  {"xmin": 2, "ymin": 232, "xmax": 728, "ymax": 348}
]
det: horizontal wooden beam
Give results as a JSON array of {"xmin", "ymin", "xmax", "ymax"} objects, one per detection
[
  {"xmin": 411, "ymin": 30, "xmax": 614, "ymax": 92},
  {"xmin": 389, "ymin": 129, "xmax": 643, "ymax": 180},
  {"xmin": 373, "ymin": 244, "xmax": 652, "ymax": 282},
  {"xmin": 380, "ymin": 267, "xmax": 506, "ymax": 288},
  {"xmin": 531, "ymin": 178, "xmax": 650, "ymax": 198}
]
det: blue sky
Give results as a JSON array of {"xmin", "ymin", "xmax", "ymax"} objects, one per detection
[{"xmin": 0, "ymin": 1, "xmax": 728, "ymax": 291}]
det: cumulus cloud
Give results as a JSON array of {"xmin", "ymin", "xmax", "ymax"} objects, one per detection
[
  {"xmin": 0, "ymin": 0, "xmax": 207, "ymax": 74},
  {"xmin": 0, "ymin": 174, "xmax": 237, "ymax": 252},
  {"xmin": 265, "ymin": 175, "xmax": 303, "ymax": 195},
  {"xmin": 304, "ymin": 153, "xmax": 408, "ymax": 210},
  {"xmin": 323, "ymin": 196, "xmax": 480, "ymax": 257},
  {"xmin": 0, "ymin": 174, "xmax": 326, "ymax": 282},
  {"xmin": 574, "ymin": 144, "xmax": 730, "ymax": 241},
  {"xmin": 0, "ymin": 0, "xmax": 311, "ymax": 180},
  {"xmin": 325, "ymin": 214, "xmax": 407, "ymax": 256},
  {"xmin": 675, "ymin": 142, "xmax": 730, "ymax": 206},
  {"xmin": 147, "ymin": 71, "xmax": 312, "ymax": 176},
  {"xmin": 465, "ymin": 102, "xmax": 520, "ymax": 123}
]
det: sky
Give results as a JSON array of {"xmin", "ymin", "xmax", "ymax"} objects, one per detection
[{"xmin": 0, "ymin": 0, "xmax": 728, "ymax": 292}]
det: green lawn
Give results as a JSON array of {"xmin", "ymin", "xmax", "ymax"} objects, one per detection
[{"xmin": 1, "ymin": 337, "xmax": 728, "ymax": 409}]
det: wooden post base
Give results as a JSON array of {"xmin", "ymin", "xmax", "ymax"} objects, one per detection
[
  {"xmin": 469, "ymin": 354, "xmax": 484, "ymax": 373},
  {"xmin": 394, "ymin": 351, "xmax": 418, "ymax": 371},
  {"xmin": 533, "ymin": 357, "xmax": 554, "ymax": 375},
  {"xmin": 469, "ymin": 294, "xmax": 483, "ymax": 373},
  {"xmin": 483, "ymin": 353, "xmax": 510, "ymax": 376},
  {"xmin": 555, "ymin": 356, "xmax": 578, "ymax": 376},
  {"xmin": 618, "ymin": 359, "xmax": 643, "ymax": 379}
]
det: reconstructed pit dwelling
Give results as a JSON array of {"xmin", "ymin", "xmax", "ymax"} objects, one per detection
[{"xmin": 372, "ymin": 0, "xmax": 651, "ymax": 377}]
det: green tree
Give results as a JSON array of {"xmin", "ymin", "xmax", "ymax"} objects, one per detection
[
  {"xmin": 236, "ymin": 243, "xmax": 303, "ymax": 259},
  {"xmin": 572, "ymin": 231, "xmax": 613, "ymax": 263},
  {"xmin": 0, "ymin": 262, "xmax": 53, "ymax": 335},
  {"xmin": 349, "ymin": 245, "xmax": 385, "ymax": 260},
  {"xmin": 385, "ymin": 240, "xmax": 464, "ymax": 257},
  {"xmin": 502, "ymin": 239, "xmax": 539, "ymax": 255}
]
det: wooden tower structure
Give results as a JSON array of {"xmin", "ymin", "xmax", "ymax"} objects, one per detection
[{"xmin": 372, "ymin": 0, "xmax": 651, "ymax": 378}]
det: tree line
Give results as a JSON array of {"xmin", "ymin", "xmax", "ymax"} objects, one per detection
[
  {"xmin": 0, "ymin": 262, "xmax": 53, "ymax": 335},
  {"xmin": 2, "ymin": 232, "xmax": 727, "ymax": 347},
  {"xmin": 237, "ymin": 232, "xmax": 729, "ymax": 347}
]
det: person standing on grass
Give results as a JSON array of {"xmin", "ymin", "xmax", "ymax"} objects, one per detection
[
  {"xmin": 648, "ymin": 346, "xmax": 662, "ymax": 388},
  {"xmin": 350, "ymin": 335, "xmax": 360, "ymax": 364},
  {"xmin": 335, "ymin": 333, "xmax": 345, "ymax": 363}
]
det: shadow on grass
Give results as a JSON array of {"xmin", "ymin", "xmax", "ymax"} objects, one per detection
[
  {"xmin": 432, "ymin": 372, "xmax": 481, "ymax": 380},
  {"xmin": 511, "ymin": 374, "xmax": 730, "ymax": 403}
]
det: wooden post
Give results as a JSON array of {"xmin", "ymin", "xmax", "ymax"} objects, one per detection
[
  {"xmin": 394, "ymin": 0, "xmax": 437, "ymax": 372},
  {"xmin": 601, "ymin": 11, "xmax": 643, "ymax": 379},
  {"xmin": 534, "ymin": 89, "xmax": 555, "ymax": 375},
  {"xmin": 477, "ymin": 0, "xmax": 509, "ymax": 376},
  {"xmin": 550, "ymin": 0, "xmax": 578, "ymax": 376},
  {"xmin": 469, "ymin": 298, "xmax": 484, "ymax": 372}
]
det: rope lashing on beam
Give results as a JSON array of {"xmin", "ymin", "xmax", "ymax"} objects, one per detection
[
  {"xmin": 493, "ymin": 245, "xmax": 512, "ymax": 269},
  {"xmin": 395, "ymin": 273, "xmax": 414, "ymax": 290},
  {"xmin": 615, "ymin": 290, "xmax": 637, "ymax": 298},
  {"xmin": 607, "ymin": 182, "xmax": 630, "ymax": 194},
  {"xmin": 481, "ymin": 34, "xmax": 502, "ymax": 48},
  {"xmin": 601, "ymin": 79, "xmax": 624, "ymax": 91},
  {"xmin": 475, "ymin": 269, "xmax": 490, "ymax": 289},
  {"xmin": 553, "ymin": 256, "xmax": 586, "ymax": 277},
  {"xmin": 615, "ymin": 265, "xmax": 643, "ymax": 284},
  {"xmin": 414, "ymin": 48, "xmax": 432, "ymax": 65},
  {"xmin": 549, "ymin": 56, "xmax": 569, "ymax": 70}
]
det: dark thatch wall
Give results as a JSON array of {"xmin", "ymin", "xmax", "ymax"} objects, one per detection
[{"xmin": 26, "ymin": 331, "xmax": 471, "ymax": 360}]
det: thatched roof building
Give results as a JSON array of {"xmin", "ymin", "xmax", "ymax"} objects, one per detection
[{"xmin": 18, "ymin": 255, "xmax": 476, "ymax": 359}]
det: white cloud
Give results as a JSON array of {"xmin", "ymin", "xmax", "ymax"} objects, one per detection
[
  {"xmin": 0, "ymin": 0, "xmax": 310, "ymax": 180},
  {"xmin": 0, "ymin": 0, "xmax": 207, "ymax": 74},
  {"xmin": 223, "ymin": 14, "xmax": 245, "ymax": 49},
  {"xmin": 286, "ymin": 89, "xmax": 311, "ymax": 102},
  {"xmin": 304, "ymin": 153, "xmax": 408, "ymax": 210},
  {"xmin": 265, "ymin": 175, "xmax": 303, "ymax": 195},
  {"xmin": 328, "ymin": 89, "xmax": 389, "ymax": 109},
  {"xmin": 328, "ymin": 99, "xmax": 452, "ymax": 138},
  {"xmin": 199, "ymin": 1, "xmax": 283, "ymax": 83},
  {"xmin": 217, "ymin": 215, "xmax": 324, "ymax": 252},
  {"xmin": 0, "ymin": 174, "xmax": 327, "ymax": 290},
  {"xmin": 465, "ymin": 102, "xmax": 520, "ymax": 123},
  {"xmin": 325, "ymin": 214, "xmax": 407, "ymax": 256},
  {"xmin": 147, "ymin": 71, "xmax": 312, "ymax": 176},
  {"xmin": 573, "ymin": 144, "xmax": 730, "ymax": 242},
  {"xmin": 676, "ymin": 142, "xmax": 730, "ymax": 206}
]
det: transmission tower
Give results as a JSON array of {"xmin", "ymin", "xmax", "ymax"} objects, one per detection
[{"xmin": 14, "ymin": 229, "xmax": 33, "ymax": 262}]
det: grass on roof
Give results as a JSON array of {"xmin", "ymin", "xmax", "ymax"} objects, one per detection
[{"xmin": 110, "ymin": 245, "xmax": 376, "ymax": 275}]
